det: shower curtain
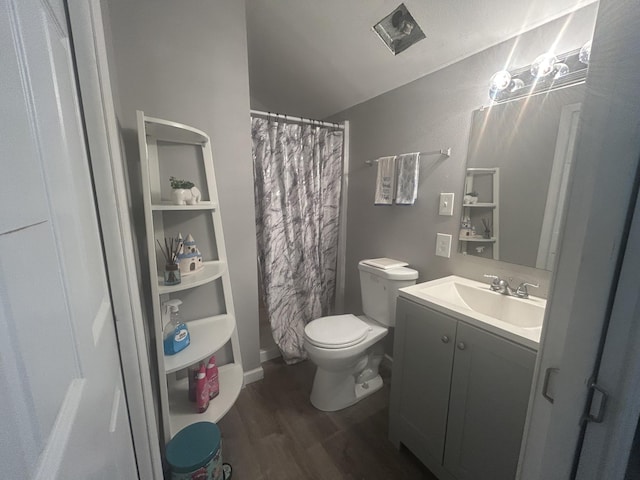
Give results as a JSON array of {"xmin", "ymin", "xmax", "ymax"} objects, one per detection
[{"xmin": 251, "ymin": 117, "xmax": 344, "ymax": 364}]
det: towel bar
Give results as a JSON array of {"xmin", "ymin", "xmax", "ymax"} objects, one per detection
[{"xmin": 365, "ymin": 148, "xmax": 451, "ymax": 166}]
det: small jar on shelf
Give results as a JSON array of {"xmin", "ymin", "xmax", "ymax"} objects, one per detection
[{"xmin": 164, "ymin": 264, "xmax": 181, "ymax": 286}]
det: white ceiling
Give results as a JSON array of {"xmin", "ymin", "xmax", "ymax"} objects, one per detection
[{"xmin": 246, "ymin": 0, "xmax": 597, "ymax": 119}]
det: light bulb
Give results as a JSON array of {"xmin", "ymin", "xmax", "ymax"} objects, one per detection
[
  {"xmin": 579, "ymin": 41, "xmax": 592, "ymax": 65},
  {"xmin": 508, "ymin": 78, "xmax": 525, "ymax": 92},
  {"xmin": 531, "ymin": 53, "xmax": 557, "ymax": 78},
  {"xmin": 489, "ymin": 70, "xmax": 511, "ymax": 90},
  {"xmin": 488, "ymin": 70, "xmax": 511, "ymax": 100},
  {"xmin": 554, "ymin": 63, "xmax": 570, "ymax": 79}
]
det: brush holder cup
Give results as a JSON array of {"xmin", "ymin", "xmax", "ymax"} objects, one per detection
[{"xmin": 164, "ymin": 264, "xmax": 181, "ymax": 286}]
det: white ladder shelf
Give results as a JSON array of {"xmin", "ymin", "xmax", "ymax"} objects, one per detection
[{"xmin": 137, "ymin": 111, "xmax": 243, "ymax": 443}]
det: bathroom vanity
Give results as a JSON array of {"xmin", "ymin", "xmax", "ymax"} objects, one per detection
[{"xmin": 389, "ymin": 276, "xmax": 543, "ymax": 480}]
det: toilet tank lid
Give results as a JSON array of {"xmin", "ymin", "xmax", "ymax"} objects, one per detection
[
  {"xmin": 360, "ymin": 258, "xmax": 407, "ymax": 269},
  {"xmin": 358, "ymin": 259, "xmax": 419, "ymax": 280}
]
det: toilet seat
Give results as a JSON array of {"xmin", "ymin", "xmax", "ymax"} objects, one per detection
[{"xmin": 304, "ymin": 314, "xmax": 372, "ymax": 349}]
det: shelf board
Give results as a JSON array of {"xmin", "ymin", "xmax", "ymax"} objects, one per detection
[
  {"xmin": 151, "ymin": 201, "xmax": 217, "ymax": 211},
  {"xmin": 158, "ymin": 260, "xmax": 226, "ymax": 295},
  {"xmin": 168, "ymin": 363, "xmax": 243, "ymax": 437},
  {"xmin": 466, "ymin": 168, "xmax": 498, "ymax": 174},
  {"xmin": 459, "ymin": 236, "xmax": 497, "ymax": 243},
  {"xmin": 144, "ymin": 116, "xmax": 209, "ymax": 145},
  {"xmin": 164, "ymin": 314, "xmax": 235, "ymax": 374},
  {"xmin": 463, "ymin": 203, "xmax": 496, "ymax": 208}
]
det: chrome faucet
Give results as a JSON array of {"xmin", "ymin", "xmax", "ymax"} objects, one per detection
[
  {"xmin": 484, "ymin": 274, "xmax": 539, "ymax": 298},
  {"xmin": 515, "ymin": 282, "xmax": 539, "ymax": 299},
  {"xmin": 483, "ymin": 274, "xmax": 514, "ymax": 295}
]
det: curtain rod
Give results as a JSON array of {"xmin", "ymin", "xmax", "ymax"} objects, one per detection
[
  {"xmin": 250, "ymin": 109, "xmax": 344, "ymax": 130},
  {"xmin": 364, "ymin": 148, "xmax": 451, "ymax": 166}
]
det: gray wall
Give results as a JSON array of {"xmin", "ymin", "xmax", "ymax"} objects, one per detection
[
  {"xmin": 328, "ymin": 5, "xmax": 598, "ymax": 336},
  {"xmin": 102, "ymin": 0, "xmax": 260, "ymax": 372}
]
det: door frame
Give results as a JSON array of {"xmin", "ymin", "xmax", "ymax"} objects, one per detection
[{"xmin": 66, "ymin": 1, "xmax": 162, "ymax": 478}]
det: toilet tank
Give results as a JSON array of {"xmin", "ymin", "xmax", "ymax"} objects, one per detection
[{"xmin": 358, "ymin": 258, "xmax": 418, "ymax": 327}]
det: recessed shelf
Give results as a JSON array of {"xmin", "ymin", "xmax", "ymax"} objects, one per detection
[
  {"xmin": 151, "ymin": 201, "xmax": 217, "ymax": 211},
  {"xmin": 168, "ymin": 363, "xmax": 243, "ymax": 437},
  {"xmin": 463, "ymin": 203, "xmax": 496, "ymax": 208},
  {"xmin": 164, "ymin": 314, "xmax": 236, "ymax": 374},
  {"xmin": 158, "ymin": 260, "xmax": 226, "ymax": 295},
  {"xmin": 459, "ymin": 236, "xmax": 497, "ymax": 243}
]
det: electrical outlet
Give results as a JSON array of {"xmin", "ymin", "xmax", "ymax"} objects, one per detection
[
  {"xmin": 436, "ymin": 233, "xmax": 452, "ymax": 258},
  {"xmin": 439, "ymin": 193, "xmax": 455, "ymax": 216}
]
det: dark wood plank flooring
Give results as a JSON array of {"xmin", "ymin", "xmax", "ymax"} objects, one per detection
[{"xmin": 218, "ymin": 359, "xmax": 437, "ymax": 480}]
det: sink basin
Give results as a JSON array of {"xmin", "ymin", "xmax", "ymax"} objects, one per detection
[{"xmin": 399, "ymin": 275, "xmax": 545, "ymax": 349}]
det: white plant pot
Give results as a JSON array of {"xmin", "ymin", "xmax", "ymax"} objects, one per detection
[{"xmin": 171, "ymin": 186, "xmax": 201, "ymax": 205}]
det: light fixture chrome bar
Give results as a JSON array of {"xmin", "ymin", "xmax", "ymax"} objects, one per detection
[
  {"xmin": 250, "ymin": 109, "xmax": 344, "ymax": 130},
  {"xmin": 365, "ymin": 148, "xmax": 451, "ymax": 166}
]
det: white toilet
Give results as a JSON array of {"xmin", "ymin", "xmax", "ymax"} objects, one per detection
[{"xmin": 303, "ymin": 258, "xmax": 418, "ymax": 411}]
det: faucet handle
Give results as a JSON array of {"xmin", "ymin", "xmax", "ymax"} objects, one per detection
[
  {"xmin": 483, "ymin": 274, "xmax": 501, "ymax": 291},
  {"xmin": 516, "ymin": 282, "xmax": 539, "ymax": 298}
]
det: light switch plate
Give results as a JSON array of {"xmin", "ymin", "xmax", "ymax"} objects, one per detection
[
  {"xmin": 439, "ymin": 193, "xmax": 455, "ymax": 216},
  {"xmin": 436, "ymin": 233, "xmax": 452, "ymax": 258}
]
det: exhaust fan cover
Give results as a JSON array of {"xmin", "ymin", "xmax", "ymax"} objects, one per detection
[{"xmin": 373, "ymin": 3, "xmax": 425, "ymax": 55}]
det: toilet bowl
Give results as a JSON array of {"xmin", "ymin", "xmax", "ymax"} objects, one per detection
[{"xmin": 303, "ymin": 258, "xmax": 418, "ymax": 412}]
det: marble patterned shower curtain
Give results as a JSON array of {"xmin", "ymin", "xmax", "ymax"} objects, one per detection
[{"xmin": 252, "ymin": 117, "xmax": 344, "ymax": 364}]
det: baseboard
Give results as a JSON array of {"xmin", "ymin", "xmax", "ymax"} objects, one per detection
[
  {"xmin": 382, "ymin": 353, "xmax": 393, "ymax": 371},
  {"xmin": 259, "ymin": 345, "xmax": 281, "ymax": 363},
  {"xmin": 243, "ymin": 366, "xmax": 264, "ymax": 385}
]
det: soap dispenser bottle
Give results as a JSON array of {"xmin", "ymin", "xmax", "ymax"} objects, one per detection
[{"xmin": 162, "ymin": 299, "xmax": 190, "ymax": 356}]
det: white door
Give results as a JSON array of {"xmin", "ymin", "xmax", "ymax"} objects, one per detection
[
  {"xmin": 572, "ymin": 185, "xmax": 640, "ymax": 478},
  {"xmin": 0, "ymin": 0, "xmax": 138, "ymax": 478}
]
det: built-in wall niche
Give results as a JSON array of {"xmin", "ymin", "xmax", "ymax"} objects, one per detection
[{"xmin": 459, "ymin": 83, "xmax": 585, "ymax": 270}]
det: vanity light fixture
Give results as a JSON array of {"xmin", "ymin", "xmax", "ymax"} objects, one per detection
[
  {"xmin": 488, "ymin": 40, "xmax": 592, "ymax": 102},
  {"xmin": 530, "ymin": 53, "xmax": 558, "ymax": 78},
  {"xmin": 373, "ymin": 3, "xmax": 426, "ymax": 55},
  {"xmin": 579, "ymin": 41, "xmax": 592, "ymax": 65}
]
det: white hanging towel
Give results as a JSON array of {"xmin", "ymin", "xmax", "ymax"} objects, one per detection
[
  {"xmin": 395, "ymin": 152, "xmax": 420, "ymax": 205},
  {"xmin": 374, "ymin": 155, "xmax": 397, "ymax": 205}
]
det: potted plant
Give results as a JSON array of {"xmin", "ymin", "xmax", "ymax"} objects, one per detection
[
  {"xmin": 170, "ymin": 176, "xmax": 201, "ymax": 205},
  {"xmin": 463, "ymin": 191, "xmax": 479, "ymax": 205}
]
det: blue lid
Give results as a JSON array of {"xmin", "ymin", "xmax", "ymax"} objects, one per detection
[{"xmin": 166, "ymin": 422, "xmax": 221, "ymax": 473}]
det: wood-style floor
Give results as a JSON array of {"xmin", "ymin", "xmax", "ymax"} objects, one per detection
[{"xmin": 218, "ymin": 358, "xmax": 437, "ymax": 480}]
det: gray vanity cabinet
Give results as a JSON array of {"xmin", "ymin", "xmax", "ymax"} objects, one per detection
[
  {"xmin": 389, "ymin": 297, "xmax": 458, "ymax": 476},
  {"xmin": 390, "ymin": 297, "xmax": 536, "ymax": 480},
  {"xmin": 444, "ymin": 321, "xmax": 536, "ymax": 480}
]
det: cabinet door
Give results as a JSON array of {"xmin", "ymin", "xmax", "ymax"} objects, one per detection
[
  {"xmin": 444, "ymin": 322, "xmax": 536, "ymax": 480},
  {"xmin": 390, "ymin": 298, "xmax": 457, "ymax": 468}
]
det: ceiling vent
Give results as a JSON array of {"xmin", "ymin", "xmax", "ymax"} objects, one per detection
[{"xmin": 373, "ymin": 3, "xmax": 425, "ymax": 55}]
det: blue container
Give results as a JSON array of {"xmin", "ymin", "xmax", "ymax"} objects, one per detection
[{"xmin": 166, "ymin": 422, "xmax": 223, "ymax": 480}]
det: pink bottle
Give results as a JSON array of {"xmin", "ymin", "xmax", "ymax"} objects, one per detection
[
  {"xmin": 196, "ymin": 364, "xmax": 209, "ymax": 413},
  {"xmin": 206, "ymin": 356, "xmax": 219, "ymax": 400}
]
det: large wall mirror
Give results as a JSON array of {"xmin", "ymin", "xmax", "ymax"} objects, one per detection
[{"xmin": 459, "ymin": 83, "xmax": 585, "ymax": 270}]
